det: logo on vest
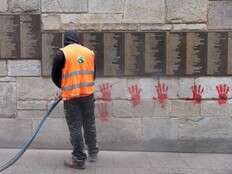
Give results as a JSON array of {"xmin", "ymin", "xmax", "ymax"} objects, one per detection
[{"xmin": 77, "ymin": 56, "xmax": 85, "ymax": 64}]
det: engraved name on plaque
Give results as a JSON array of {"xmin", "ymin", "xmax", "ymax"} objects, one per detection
[
  {"xmin": 104, "ymin": 33, "xmax": 124, "ymax": 76},
  {"xmin": 20, "ymin": 14, "xmax": 41, "ymax": 59},
  {"xmin": 83, "ymin": 33, "xmax": 104, "ymax": 76},
  {"xmin": 186, "ymin": 32, "xmax": 207, "ymax": 75},
  {"xmin": 166, "ymin": 32, "xmax": 186, "ymax": 75},
  {"xmin": 207, "ymin": 32, "xmax": 228, "ymax": 75},
  {"xmin": 125, "ymin": 33, "xmax": 145, "ymax": 76},
  {"xmin": 227, "ymin": 32, "xmax": 232, "ymax": 75},
  {"xmin": 0, "ymin": 15, "xmax": 20, "ymax": 58},
  {"xmin": 145, "ymin": 32, "xmax": 166, "ymax": 75},
  {"xmin": 42, "ymin": 33, "xmax": 62, "ymax": 76}
]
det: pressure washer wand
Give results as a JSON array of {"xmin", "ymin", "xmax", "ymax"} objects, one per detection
[{"xmin": 0, "ymin": 98, "xmax": 61, "ymax": 173}]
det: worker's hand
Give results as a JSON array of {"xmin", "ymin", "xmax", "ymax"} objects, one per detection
[{"xmin": 54, "ymin": 89, "xmax": 62, "ymax": 100}]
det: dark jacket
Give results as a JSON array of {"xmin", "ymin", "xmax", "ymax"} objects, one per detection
[{"xmin": 51, "ymin": 31, "xmax": 96, "ymax": 88}]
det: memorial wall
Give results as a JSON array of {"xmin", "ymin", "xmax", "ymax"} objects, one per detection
[
  {"xmin": 0, "ymin": 15, "xmax": 231, "ymax": 77},
  {"xmin": 64, "ymin": 32, "xmax": 232, "ymax": 77},
  {"xmin": 0, "ymin": 14, "xmax": 41, "ymax": 59},
  {"xmin": 1, "ymin": 0, "xmax": 232, "ymax": 153}
]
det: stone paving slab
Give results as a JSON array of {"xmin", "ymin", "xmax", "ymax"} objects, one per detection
[{"xmin": 0, "ymin": 149, "xmax": 232, "ymax": 174}]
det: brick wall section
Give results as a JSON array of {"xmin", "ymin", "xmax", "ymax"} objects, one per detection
[{"xmin": 0, "ymin": 0, "xmax": 232, "ymax": 153}]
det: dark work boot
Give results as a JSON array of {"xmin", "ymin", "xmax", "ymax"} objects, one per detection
[
  {"xmin": 88, "ymin": 147, "xmax": 99, "ymax": 162},
  {"xmin": 64, "ymin": 156, "xmax": 85, "ymax": 170},
  {"xmin": 88, "ymin": 153, "xmax": 98, "ymax": 162}
]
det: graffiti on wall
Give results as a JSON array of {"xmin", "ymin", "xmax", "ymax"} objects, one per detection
[
  {"xmin": 97, "ymin": 102, "xmax": 109, "ymax": 122},
  {"xmin": 153, "ymin": 82, "xmax": 168, "ymax": 108},
  {"xmin": 191, "ymin": 84, "xmax": 204, "ymax": 104},
  {"xmin": 216, "ymin": 84, "xmax": 230, "ymax": 105},
  {"xmin": 96, "ymin": 81, "xmax": 231, "ymax": 122},
  {"xmin": 97, "ymin": 83, "xmax": 112, "ymax": 101},
  {"xmin": 128, "ymin": 84, "xmax": 141, "ymax": 107}
]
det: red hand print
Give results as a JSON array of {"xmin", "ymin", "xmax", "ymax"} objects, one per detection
[
  {"xmin": 128, "ymin": 84, "xmax": 141, "ymax": 107},
  {"xmin": 216, "ymin": 84, "xmax": 230, "ymax": 105},
  {"xmin": 97, "ymin": 103, "xmax": 109, "ymax": 122},
  {"xmin": 98, "ymin": 83, "xmax": 112, "ymax": 101},
  {"xmin": 191, "ymin": 84, "xmax": 204, "ymax": 104},
  {"xmin": 153, "ymin": 82, "xmax": 168, "ymax": 107}
]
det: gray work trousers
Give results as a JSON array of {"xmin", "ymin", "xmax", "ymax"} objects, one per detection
[{"xmin": 64, "ymin": 94, "xmax": 99, "ymax": 160}]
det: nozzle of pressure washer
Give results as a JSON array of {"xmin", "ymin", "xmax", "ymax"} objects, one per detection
[{"xmin": 54, "ymin": 89, "xmax": 62, "ymax": 100}]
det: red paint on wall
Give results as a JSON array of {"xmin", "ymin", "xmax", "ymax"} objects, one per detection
[
  {"xmin": 216, "ymin": 84, "xmax": 230, "ymax": 105},
  {"xmin": 98, "ymin": 83, "xmax": 112, "ymax": 101},
  {"xmin": 128, "ymin": 84, "xmax": 141, "ymax": 107},
  {"xmin": 191, "ymin": 84, "xmax": 204, "ymax": 104},
  {"xmin": 97, "ymin": 102, "xmax": 109, "ymax": 122},
  {"xmin": 153, "ymin": 82, "xmax": 168, "ymax": 108}
]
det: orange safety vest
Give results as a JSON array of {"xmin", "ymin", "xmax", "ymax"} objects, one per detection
[{"xmin": 60, "ymin": 44, "xmax": 95, "ymax": 100}]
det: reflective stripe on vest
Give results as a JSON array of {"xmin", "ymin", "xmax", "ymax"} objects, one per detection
[
  {"xmin": 62, "ymin": 70, "xmax": 94, "ymax": 79},
  {"xmin": 62, "ymin": 82, "xmax": 95, "ymax": 91}
]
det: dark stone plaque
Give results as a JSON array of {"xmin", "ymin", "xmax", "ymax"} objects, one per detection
[
  {"xmin": 124, "ymin": 33, "xmax": 145, "ymax": 76},
  {"xmin": 104, "ymin": 33, "xmax": 124, "ymax": 76},
  {"xmin": 207, "ymin": 32, "xmax": 228, "ymax": 75},
  {"xmin": 42, "ymin": 33, "xmax": 62, "ymax": 76},
  {"xmin": 166, "ymin": 32, "xmax": 186, "ymax": 75},
  {"xmin": 83, "ymin": 33, "xmax": 104, "ymax": 76},
  {"xmin": 78, "ymin": 33, "xmax": 84, "ymax": 45},
  {"xmin": 0, "ymin": 15, "xmax": 20, "ymax": 59},
  {"xmin": 228, "ymin": 32, "xmax": 232, "ymax": 75},
  {"xmin": 20, "ymin": 14, "xmax": 41, "ymax": 59},
  {"xmin": 186, "ymin": 32, "xmax": 207, "ymax": 75},
  {"xmin": 145, "ymin": 32, "xmax": 166, "ymax": 75}
]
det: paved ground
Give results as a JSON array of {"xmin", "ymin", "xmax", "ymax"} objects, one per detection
[{"xmin": 0, "ymin": 149, "xmax": 232, "ymax": 174}]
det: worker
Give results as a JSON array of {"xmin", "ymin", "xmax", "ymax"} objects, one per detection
[{"xmin": 51, "ymin": 30, "xmax": 99, "ymax": 170}]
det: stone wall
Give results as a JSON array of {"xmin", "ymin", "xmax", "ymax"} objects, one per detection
[{"xmin": 1, "ymin": 0, "xmax": 232, "ymax": 153}]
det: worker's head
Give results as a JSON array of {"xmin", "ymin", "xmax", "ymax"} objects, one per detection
[{"xmin": 63, "ymin": 30, "xmax": 80, "ymax": 46}]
